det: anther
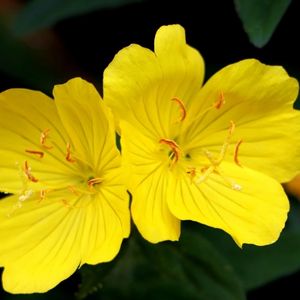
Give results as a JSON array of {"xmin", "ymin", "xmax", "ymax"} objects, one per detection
[
  {"xmin": 171, "ymin": 97, "xmax": 187, "ymax": 122},
  {"xmin": 39, "ymin": 189, "xmax": 50, "ymax": 202},
  {"xmin": 234, "ymin": 139, "xmax": 243, "ymax": 167},
  {"xmin": 159, "ymin": 138, "xmax": 181, "ymax": 165},
  {"xmin": 187, "ymin": 167, "xmax": 196, "ymax": 183},
  {"xmin": 213, "ymin": 91, "xmax": 225, "ymax": 109},
  {"xmin": 87, "ymin": 177, "xmax": 103, "ymax": 189},
  {"xmin": 25, "ymin": 149, "xmax": 44, "ymax": 158},
  {"xmin": 23, "ymin": 161, "xmax": 39, "ymax": 182},
  {"xmin": 66, "ymin": 143, "xmax": 76, "ymax": 163},
  {"xmin": 40, "ymin": 128, "xmax": 53, "ymax": 149}
]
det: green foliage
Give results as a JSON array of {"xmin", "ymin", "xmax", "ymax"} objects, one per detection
[
  {"xmin": 13, "ymin": 0, "xmax": 144, "ymax": 37},
  {"xmin": 234, "ymin": 0, "xmax": 292, "ymax": 47},
  {"xmin": 202, "ymin": 199, "xmax": 300, "ymax": 291},
  {"xmin": 77, "ymin": 229, "xmax": 246, "ymax": 300}
]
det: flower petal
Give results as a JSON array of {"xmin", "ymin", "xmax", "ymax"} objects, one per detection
[
  {"xmin": 121, "ymin": 121, "xmax": 180, "ymax": 243},
  {"xmin": 0, "ymin": 188, "xmax": 128, "ymax": 293},
  {"xmin": 104, "ymin": 24, "xmax": 204, "ymax": 138},
  {"xmin": 168, "ymin": 161, "xmax": 289, "ymax": 247},
  {"xmin": 131, "ymin": 167, "xmax": 180, "ymax": 243},
  {"xmin": 0, "ymin": 89, "xmax": 77, "ymax": 193},
  {"xmin": 154, "ymin": 24, "xmax": 205, "ymax": 106},
  {"xmin": 53, "ymin": 77, "xmax": 120, "ymax": 173},
  {"xmin": 183, "ymin": 59, "xmax": 300, "ymax": 182}
]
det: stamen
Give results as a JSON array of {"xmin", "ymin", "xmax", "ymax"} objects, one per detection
[
  {"xmin": 171, "ymin": 97, "xmax": 187, "ymax": 122},
  {"xmin": 188, "ymin": 92, "xmax": 226, "ymax": 125},
  {"xmin": 39, "ymin": 189, "xmax": 51, "ymax": 202},
  {"xmin": 217, "ymin": 120, "xmax": 235, "ymax": 164},
  {"xmin": 213, "ymin": 91, "xmax": 225, "ymax": 109},
  {"xmin": 68, "ymin": 185, "xmax": 80, "ymax": 195},
  {"xmin": 61, "ymin": 199, "xmax": 72, "ymax": 208},
  {"xmin": 191, "ymin": 120, "xmax": 242, "ymax": 189},
  {"xmin": 159, "ymin": 138, "xmax": 181, "ymax": 165},
  {"xmin": 23, "ymin": 161, "xmax": 38, "ymax": 182},
  {"xmin": 234, "ymin": 139, "xmax": 243, "ymax": 167},
  {"xmin": 40, "ymin": 128, "xmax": 53, "ymax": 149},
  {"xmin": 87, "ymin": 177, "xmax": 103, "ymax": 189},
  {"xmin": 66, "ymin": 143, "xmax": 76, "ymax": 163},
  {"xmin": 25, "ymin": 149, "xmax": 44, "ymax": 158},
  {"xmin": 19, "ymin": 189, "xmax": 33, "ymax": 202},
  {"xmin": 228, "ymin": 120, "xmax": 235, "ymax": 135},
  {"xmin": 195, "ymin": 165, "xmax": 215, "ymax": 184},
  {"xmin": 187, "ymin": 167, "xmax": 196, "ymax": 183}
]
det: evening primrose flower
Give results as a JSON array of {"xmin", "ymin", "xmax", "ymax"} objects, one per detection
[
  {"xmin": 0, "ymin": 78, "xmax": 130, "ymax": 293},
  {"xmin": 104, "ymin": 24, "xmax": 300, "ymax": 246}
]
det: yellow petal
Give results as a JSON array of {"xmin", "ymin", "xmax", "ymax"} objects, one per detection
[
  {"xmin": 53, "ymin": 77, "xmax": 120, "ymax": 173},
  {"xmin": 131, "ymin": 166, "xmax": 180, "ymax": 243},
  {"xmin": 0, "ymin": 89, "xmax": 77, "ymax": 193},
  {"xmin": 183, "ymin": 59, "xmax": 300, "ymax": 182},
  {"xmin": 168, "ymin": 161, "xmax": 289, "ymax": 247},
  {"xmin": 154, "ymin": 24, "xmax": 205, "ymax": 106},
  {"xmin": 121, "ymin": 121, "xmax": 180, "ymax": 243},
  {"xmin": 0, "ymin": 188, "xmax": 128, "ymax": 293},
  {"xmin": 104, "ymin": 24, "xmax": 204, "ymax": 138}
]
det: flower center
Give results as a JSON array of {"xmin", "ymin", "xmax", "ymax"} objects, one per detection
[
  {"xmin": 159, "ymin": 94, "xmax": 243, "ymax": 191},
  {"xmin": 13, "ymin": 128, "xmax": 103, "ymax": 211},
  {"xmin": 159, "ymin": 138, "xmax": 181, "ymax": 167}
]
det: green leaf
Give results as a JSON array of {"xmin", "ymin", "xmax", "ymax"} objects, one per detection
[
  {"xmin": 77, "ymin": 229, "xmax": 246, "ymax": 300},
  {"xmin": 13, "ymin": 0, "xmax": 144, "ymax": 37},
  {"xmin": 0, "ymin": 20, "xmax": 61, "ymax": 93},
  {"xmin": 200, "ymin": 198, "xmax": 300, "ymax": 290},
  {"xmin": 234, "ymin": 0, "xmax": 291, "ymax": 47}
]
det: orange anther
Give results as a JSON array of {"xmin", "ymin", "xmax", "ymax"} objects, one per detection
[
  {"xmin": 213, "ymin": 91, "xmax": 225, "ymax": 109},
  {"xmin": 159, "ymin": 138, "xmax": 181, "ymax": 165},
  {"xmin": 23, "ymin": 160, "xmax": 38, "ymax": 183},
  {"xmin": 40, "ymin": 128, "xmax": 53, "ymax": 149},
  {"xmin": 187, "ymin": 167, "xmax": 196, "ymax": 183},
  {"xmin": 25, "ymin": 149, "xmax": 44, "ymax": 158},
  {"xmin": 87, "ymin": 177, "xmax": 103, "ymax": 189},
  {"xmin": 234, "ymin": 139, "xmax": 243, "ymax": 167},
  {"xmin": 66, "ymin": 143, "xmax": 76, "ymax": 163},
  {"xmin": 187, "ymin": 168, "xmax": 196, "ymax": 176},
  {"xmin": 171, "ymin": 97, "xmax": 187, "ymax": 122}
]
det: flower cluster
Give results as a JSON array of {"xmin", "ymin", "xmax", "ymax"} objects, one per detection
[{"xmin": 0, "ymin": 24, "xmax": 299, "ymax": 293}]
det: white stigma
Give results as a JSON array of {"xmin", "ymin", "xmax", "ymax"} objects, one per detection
[{"xmin": 18, "ymin": 189, "xmax": 33, "ymax": 202}]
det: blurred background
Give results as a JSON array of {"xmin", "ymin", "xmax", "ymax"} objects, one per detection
[{"xmin": 0, "ymin": 0, "xmax": 299, "ymax": 299}]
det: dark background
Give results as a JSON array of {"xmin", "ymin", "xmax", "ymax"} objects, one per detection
[{"xmin": 0, "ymin": 0, "xmax": 299, "ymax": 299}]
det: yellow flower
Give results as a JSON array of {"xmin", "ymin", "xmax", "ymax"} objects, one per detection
[
  {"xmin": 0, "ymin": 78, "xmax": 130, "ymax": 293},
  {"xmin": 104, "ymin": 24, "xmax": 300, "ymax": 246}
]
